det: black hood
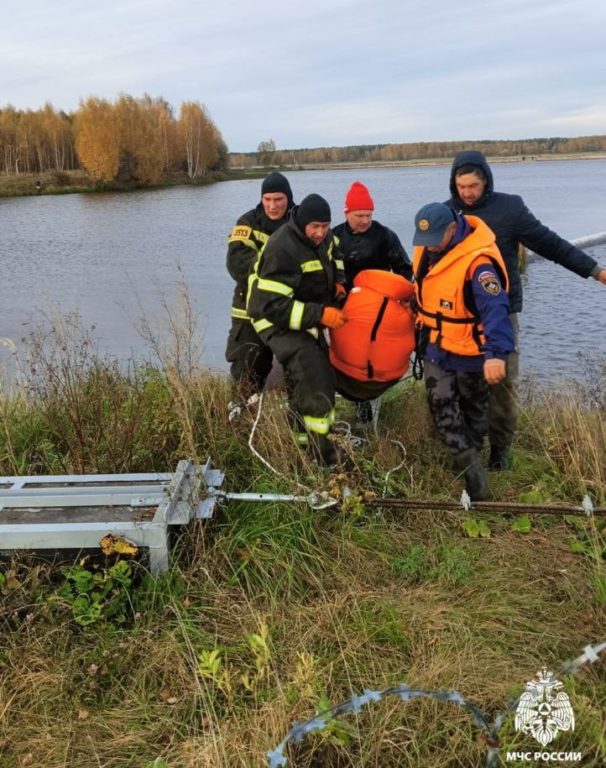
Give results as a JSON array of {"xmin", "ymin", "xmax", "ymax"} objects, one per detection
[{"xmin": 449, "ymin": 150, "xmax": 494, "ymax": 204}]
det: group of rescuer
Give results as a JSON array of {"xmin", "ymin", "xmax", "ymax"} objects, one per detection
[{"xmin": 225, "ymin": 155, "xmax": 606, "ymax": 499}]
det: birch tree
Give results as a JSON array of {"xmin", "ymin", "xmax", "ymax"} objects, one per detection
[{"xmin": 74, "ymin": 98, "xmax": 120, "ymax": 181}]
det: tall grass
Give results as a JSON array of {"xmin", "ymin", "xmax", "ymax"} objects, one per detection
[{"xmin": 0, "ymin": 310, "xmax": 604, "ymax": 767}]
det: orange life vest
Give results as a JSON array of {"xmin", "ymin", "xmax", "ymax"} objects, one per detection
[
  {"xmin": 329, "ymin": 269, "xmax": 415, "ymax": 382},
  {"xmin": 413, "ymin": 216, "xmax": 509, "ymax": 356}
]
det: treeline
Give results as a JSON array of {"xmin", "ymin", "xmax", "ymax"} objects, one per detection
[
  {"xmin": 0, "ymin": 95, "xmax": 227, "ymax": 183},
  {"xmin": 230, "ymin": 135, "xmax": 606, "ymax": 169}
]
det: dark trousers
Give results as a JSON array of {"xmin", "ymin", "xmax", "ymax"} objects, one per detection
[
  {"xmin": 424, "ymin": 359, "xmax": 490, "ymax": 454},
  {"xmin": 334, "ymin": 368, "xmax": 398, "ymax": 402},
  {"xmin": 262, "ymin": 328, "xmax": 335, "ymax": 435},
  {"xmin": 225, "ymin": 319, "xmax": 273, "ymax": 401},
  {"xmin": 488, "ymin": 313, "xmax": 519, "ymax": 449}
]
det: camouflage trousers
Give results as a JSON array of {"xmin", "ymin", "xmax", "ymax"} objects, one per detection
[
  {"xmin": 423, "ymin": 360, "xmax": 490, "ymax": 454},
  {"xmin": 487, "ymin": 313, "xmax": 519, "ymax": 450}
]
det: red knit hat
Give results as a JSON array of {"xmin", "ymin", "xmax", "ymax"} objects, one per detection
[{"xmin": 344, "ymin": 181, "xmax": 374, "ymax": 212}]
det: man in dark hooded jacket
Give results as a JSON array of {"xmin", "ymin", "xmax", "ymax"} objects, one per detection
[
  {"xmin": 225, "ymin": 172, "xmax": 294, "ymax": 418},
  {"xmin": 446, "ymin": 150, "xmax": 606, "ymax": 470}
]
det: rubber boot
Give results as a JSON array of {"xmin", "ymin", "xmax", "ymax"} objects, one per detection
[
  {"xmin": 453, "ymin": 448, "xmax": 489, "ymax": 501},
  {"xmin": 355, "ymin": 400, "xmax": 373, "ymax": 425},
  {"xmin": 307, "ymin": 434, "xmax": 337, "ymax": 467},
  {"xmin": 355, "ymin": 397, "xmax": 382, "ymax": 432},
  {"xmin": 488, "ymin": 444, "xmax": 510, "ymax": 471},
  {"xmin": 308, "ymin": 433, "xmax": 352, "ymax": 470}
]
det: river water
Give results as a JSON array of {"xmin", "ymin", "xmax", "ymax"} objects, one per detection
[{"xmin": 1, "ymin": 160, "xmax": 605, "ymax": 386}]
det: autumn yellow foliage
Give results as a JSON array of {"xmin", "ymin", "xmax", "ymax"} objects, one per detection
[
  {"xmin": 75, "ymin": 97, "xmax": 121, "ymax": 181},
  {"xmin": 0, "ymin": 94, "xmax": 226, "ymax": 184}
]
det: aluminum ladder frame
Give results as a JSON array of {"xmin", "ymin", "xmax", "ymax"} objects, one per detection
[{"xmin": 0, "ymin": 459, "xmax": 223, "ymax": 573}]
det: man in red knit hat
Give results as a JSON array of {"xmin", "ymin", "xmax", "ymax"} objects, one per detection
[
  {"xmin": 332, "ymin": 181, "xmax": 412, "ymax": 426},
  {"xmin": 332, "ymin": 181, "xmax": 412, "ymax": 287}
]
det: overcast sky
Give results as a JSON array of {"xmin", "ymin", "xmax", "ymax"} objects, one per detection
[{"xmin": 2, "ymin": 0, "xmax": 605, "ymax": 153}]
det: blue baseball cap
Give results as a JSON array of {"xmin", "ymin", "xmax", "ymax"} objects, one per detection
[{"xmin": 413, "ymin": 202, "xmax": 456, "ymax": 246}]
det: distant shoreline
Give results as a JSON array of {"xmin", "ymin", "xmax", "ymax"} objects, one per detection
[
  {"xmin": 2, "ymin": 153, "xmax": 605, "ymax": 198},
  {"xmin": 232, "ymin": 152, "xmax": 606, "ymax": 174}
]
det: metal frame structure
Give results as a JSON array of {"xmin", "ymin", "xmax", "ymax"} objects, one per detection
[
  {"xmin": 3, "ymin": 455, "xmax": 602, "ymax": 574},
  {"xmin": 0, "ymin": 459, "xmax": 224, "ymax": 573}
]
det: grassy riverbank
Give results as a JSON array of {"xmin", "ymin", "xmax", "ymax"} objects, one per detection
[
  {"xmin": 1, "ymin": 317, "xmax": 605, "ymax": 767},
  {"xmin": 0, "ymin": 170, "xmax": 232, "ymax": 199}
]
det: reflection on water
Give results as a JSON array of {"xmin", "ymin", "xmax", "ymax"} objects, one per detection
[{"xmin": 0, "ymin": 160, "xmax": 605, "ymax": 384}]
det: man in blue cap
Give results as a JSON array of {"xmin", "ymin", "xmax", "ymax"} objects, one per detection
[{"xmin": 412, "ymin": 202, "xmax": 515, "ymax": 500}]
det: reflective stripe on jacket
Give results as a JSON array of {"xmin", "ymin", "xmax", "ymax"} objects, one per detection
[
  {"xmin": 247, "ymin": 212, "xmax": 345, "ymax": 336},
  {"xmin": 413, "ymin": 216, "xmax": 509, "ymax": 356},
  {"xmin": 226, "ymin": 204, "xmax": 288, "ymax": 320}
]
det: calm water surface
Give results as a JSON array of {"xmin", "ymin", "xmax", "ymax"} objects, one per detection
[{"xmin": 1, "ymin": 160, "xmax": 605, "ymax": 385}]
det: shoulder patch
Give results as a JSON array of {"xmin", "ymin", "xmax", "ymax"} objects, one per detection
[
  {"xmin": 229, "ymin": 224, "xmax": 253, "ymax": 241},
  {"xmin": 478, "ymin": 271, "xmax": 501, "ymax": 296}
]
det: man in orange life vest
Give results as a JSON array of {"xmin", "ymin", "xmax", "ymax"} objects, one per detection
[{"xmin": 412, "ymin": 202, "xmax": 515, "ymax": 500}]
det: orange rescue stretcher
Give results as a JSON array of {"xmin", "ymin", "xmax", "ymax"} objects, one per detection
[{"xmin": 329, "ymin": 269, "xmax": 416, "ymax": 401}]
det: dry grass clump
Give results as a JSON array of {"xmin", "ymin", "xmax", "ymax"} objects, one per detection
[
  {"xmin": 517, "ymin": 364, "xmax": 606, "ymax": 503},
  {"xmin": 4, "ymin": 510, "xmax": 603, "ymax": 766}
]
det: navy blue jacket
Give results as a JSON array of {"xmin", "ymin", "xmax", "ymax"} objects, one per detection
[
  {"xmin": 332, "ymin": 219, "xmax": 412, "ymax": 287},
  {"xmin": 423, "ymin": 217, "xmax": 515, "ymax": 373},
  {"xmin": 445, "ymin": 150, "xmax": 599, "ymax": 313}
]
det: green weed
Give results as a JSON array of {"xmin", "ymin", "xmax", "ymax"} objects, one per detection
[{"xmin": 55, "ymin": 560, "xmax": 134, "ymax": 626}]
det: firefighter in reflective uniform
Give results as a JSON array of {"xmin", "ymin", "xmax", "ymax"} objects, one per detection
[
  {"xmin": 248, "ymin": 194, "xmax": 347, "ymax": 465},
  {"xmin": 412, "ymin": 202, "xmax": 515, "ymax": 500},
  {"xmin": 225, "ymin": 172, "xmax": 294, "ymax": 416}
]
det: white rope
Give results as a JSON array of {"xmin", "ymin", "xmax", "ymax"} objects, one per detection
[
  {"xmin": 245, "ymin": 390, "xmax": 339, "ymax": 510},
  {"xmin": 246, "ymin": 399, "xmax": 411, "ymax": 509},
  {"xmin": 382, "ymin": 439, "xmax": 408, "ymax": 495},
  {"xmin": 247, "ymin": 391, "xmax": 281, "ymax": 477}
]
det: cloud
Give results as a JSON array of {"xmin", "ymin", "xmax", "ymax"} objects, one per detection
[{"xmin": 2, "ymin": 0, "xmax": 605, "ymax": 151}]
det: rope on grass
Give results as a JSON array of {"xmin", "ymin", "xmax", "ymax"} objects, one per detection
[
  {"xmin": 266, "ymin": 640, "xmax": 606, "ymax": 768},
  {"xmin": 246, "ymin": 390, "xmax": 339, "ymax": 511},
  {"xmin": 332, "ymin": 419, "xmax": 366, "ymax": 449},
  {"xmin": 243, "ymin": 401, "xmax": 604, "ymax": 517},
  {"xmin": 332, "ymin": 420, "xmax": 410, "ymax": 494},
  {"xmin": 382, "ymin": 439, "xmax": 408, "ymax": 495},
  {"xmin": 247, "ymin": 391, "xmax": 281, "ymax": 477}
]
